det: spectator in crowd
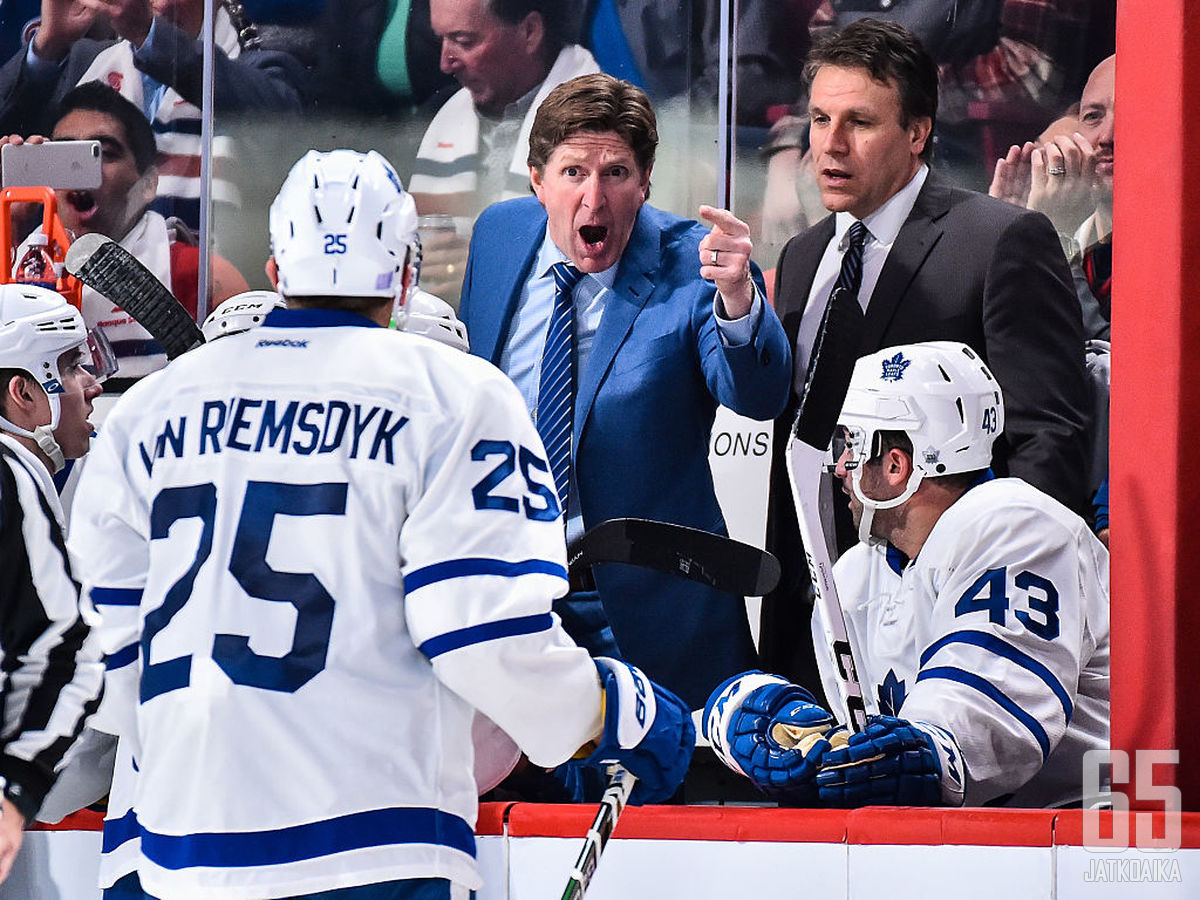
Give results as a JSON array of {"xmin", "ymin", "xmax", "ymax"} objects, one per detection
[
  {"xmin": 705, "ymin": 341, "xmax": 1109, "ymax": 809},
  {"xmin": 0, "ymin": 283, "xmax": 106, "ymax": 884},
  {"xmin": 0, "ymin": 0, "xmax": 311, "ymax": 230},
  {"xmin": 990, "ymin": 54, "xmax": 1112, "ymax": 341},
  {"xmin": 5, "ymin": 81, "xmax": 249, "ymax": 380},
  {"xmin": 244, "ymin": 0, "xmax": 456, "ymax": 116},
  {"xmin": 410, "ymin": 0, "xmax": 598, "ymax": 215},
  {"xmin": 408, "ymin": 0, "xmax": 600, "ymax": 305},
  {"xmin": 459, "ymin": 73, "xmax": 791, "ymax": 709},
  {"xmin": 580, "ymin": 0, "xmax": 812, "ymax": 128},
  {"xmin": 990, "ymin": 54, "xmax": 1114, "ymax": 542},
  {"xmin": 759, "ymin": 19, "xmax": 1088, "ymax": 694}
]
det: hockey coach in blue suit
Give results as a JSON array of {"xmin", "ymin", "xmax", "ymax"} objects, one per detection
[{"xmin": 460, "ymin": 73, "xmax": 792, "ymax": 709}]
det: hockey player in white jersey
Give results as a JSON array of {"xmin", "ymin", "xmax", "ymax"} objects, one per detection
[
  {"xmin": 704, "ymin": 341, "xmax": 1109, "ymax": 808},
  {"xmin": 69, "ymin": 149, "xmax": 693, "ymax": 900},
  {"xmin": 0, "ymin": 284, "xmax": 109, "ymax": 883}
]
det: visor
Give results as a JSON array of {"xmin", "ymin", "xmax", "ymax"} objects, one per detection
[
  {"xmin": 828, "ymin": 423, "xmax": 871, "ymax": 471},
  {"xmin": 83, "ymin": 329, "xmax": 118, "ymax": 382}
]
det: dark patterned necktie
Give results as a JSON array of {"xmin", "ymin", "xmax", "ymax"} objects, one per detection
[
  {"xmin": 833, "ymin": 220, "xmax": 870, "ymax": 301},
  {"xmin": 538, "ymin": 262, "xmax": 584, "ymax": 508}
]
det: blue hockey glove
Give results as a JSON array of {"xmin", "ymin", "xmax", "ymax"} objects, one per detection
[
  {"xmin": 702, "ymin": 671, "xmax": 843, "ymax": 804},
  {"xmin": 816, "ymin": 716, "xmax": 966, "ymax": 807},
  {"xmin": 575, "ymin": 657, "xmax": 694, "ymax": 804},
  {"xmin": 550, "ymin": 760, "xmax": 609, "ymax": 804}
]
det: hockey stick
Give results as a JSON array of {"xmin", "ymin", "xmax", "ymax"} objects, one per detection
[
  {"xmin": 557, "ymin": 520, "xmax": 773, "ymax": 898},
  {"xmin": 785, "ymin": 285, "xmax": 868, "ymax": 734},
  {"xmin": 64, "ymin": 233, "xmax": 205, "ymax": 359},
  {"xmin": 559, "ymin": 764, "xmax": 636, "ymax": 900},
  {"xmin": 567, "ymin": 517, "xmax": 781, "ymax": 597}
]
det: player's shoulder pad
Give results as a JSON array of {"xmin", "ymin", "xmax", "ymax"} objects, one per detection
[{"xmin": 942, "ymin": 478, "xmax": 1085, "ymax": 541}]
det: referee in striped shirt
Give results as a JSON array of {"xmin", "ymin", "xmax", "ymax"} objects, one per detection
[{"xmin": 0, "ymin": 283, "xmax": 109, "ymax": 882}]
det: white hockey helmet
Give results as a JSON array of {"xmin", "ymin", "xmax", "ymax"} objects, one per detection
[
  {"xmin": 268, "ymin": 149, "xmax": 418, "ymax": 303},
  {"xmin": 392, "ymin": 288, "xmax": 470, "ymax": 352},
  {"xmin": 202, "ymin": 290, "xmax": 286, "ymax": 342},
  {"xmin": 0, "ymin": 283, "xmax": 116, "ymax": 469},
  {"xmin": 835, "ymin": 341, "xmax": 1003, "ymax": 542}
]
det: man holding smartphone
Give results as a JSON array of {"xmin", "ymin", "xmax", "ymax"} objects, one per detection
[
  {"xmin": 0, "ymin": 0, "xmax": 310, "ymax": 229},
  {"xmin": 4, "ymin": 81, "xmax": 248, "ymax": 380}
]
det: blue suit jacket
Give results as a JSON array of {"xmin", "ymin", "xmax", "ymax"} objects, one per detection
[{"xmin": 460, "ymin": 196, "xmax": 791, "ymax": 707}]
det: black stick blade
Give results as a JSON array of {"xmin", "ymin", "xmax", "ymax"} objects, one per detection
[
  {"xmin": 568, "ymin": 517, "xmax": 782, "ymax": 597},
  {"xmin": 65, "ymin": 233, "xmax": 204, "ymax": 359},
  {"xmin": 792, "ymin": 286, "xmax": 865, "ymax": 451}
]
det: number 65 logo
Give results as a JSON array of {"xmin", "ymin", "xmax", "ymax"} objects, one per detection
[{"xmin": 1082, "ymin": 749, "xmax": 1181, "ymax": 850}]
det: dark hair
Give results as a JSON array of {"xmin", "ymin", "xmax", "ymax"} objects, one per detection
[
  {"xmin": 488, "ymin": 0, "xmax": 566, "ymax": 61},
  {"xmin": 873, "ymin": 429, "xmax": 981, "ymax": 491},
  {"xmin": 804, "ymin": 18, "xmax": 938, "ymax": 160},
  {"xmin": 527, "ymin": 74, "xmax": 658, "ymax": 175},
  {"xmin": 286, "ymin": 296, "xmax": 392, "ymax": 317},
  {"xmin": 55, "ymin": 81, "xmax": 158, "ymax": 174}
]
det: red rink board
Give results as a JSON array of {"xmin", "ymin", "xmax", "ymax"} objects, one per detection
[{"xmin": 479, "ymin": 803, "xmax": 1200, "ymax": 849}]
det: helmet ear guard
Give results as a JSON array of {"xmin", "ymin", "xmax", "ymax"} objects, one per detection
[
  {"xmin": 837, "ymin": 341, "xmax": 1004, "ymax": 542},
  {"xmin": 202, "ymin": 291, "xmax": 286, "ymax": 342},
  {"xmin": 391, "ymin": 288, "xmax": 470, "ymax": 353}
]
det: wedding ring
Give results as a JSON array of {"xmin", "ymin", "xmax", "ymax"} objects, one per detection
[
  {"xmin": 711, "ymin": 249, "xmax": 720, "ymax": 265},
  {"xmin": 1047, "ymin": 167, "xmax": 1066, "ymax": 176}
]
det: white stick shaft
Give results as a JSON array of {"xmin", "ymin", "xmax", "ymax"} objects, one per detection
[
  {"xmin": 786, "ymin": 439, "xmax": 868, "ymax": 733},
  {"xmin": 560, "ymin": 765, "xmax": 636, "ymax": 900}
]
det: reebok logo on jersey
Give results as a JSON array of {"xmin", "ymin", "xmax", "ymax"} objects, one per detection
[{"xmin": 256, "ymin": 338, "xmax": 309, "ymax": 349}]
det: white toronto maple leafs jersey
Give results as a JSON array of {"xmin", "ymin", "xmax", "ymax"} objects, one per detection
[
  {"xmin": 70, "ymin": 308, "xmax": 602, "ymax": 899},
  {"xmin": 814, "ymin": 477, "xmax": 1109, "ymax": 808}
]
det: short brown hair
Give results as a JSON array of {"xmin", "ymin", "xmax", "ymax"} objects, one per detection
[
  {"xmin": 527, "ymin": 74, "xmax": 658, "ymax": 175},
  {"xmin": 804, "ymin": 18, "xmax": 938, "ymax": 161}
]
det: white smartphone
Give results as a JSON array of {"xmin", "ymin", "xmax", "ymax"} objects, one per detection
[{"xmin": 2, "ymin": 140, "xmax": 103, "ymax": 190}]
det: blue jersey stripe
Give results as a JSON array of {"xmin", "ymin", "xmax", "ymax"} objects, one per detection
[
  {"xmin": 419, "ymin": 613, "xmax": 554, "ymax": 660},
  {"xmin": 405, "ymin": 558, "xmax": 567, "ymax": 594},
  {"xmin": 919, "ymin": 630, "xmax": 1073, "ymax": 722},
  {"xmin": 141, "ymin": 806, "xmax": 475, "ymax": 870},
  {"xmin": 106, "ymin": 642, "xmax": 139, "ymax": 671},
  {"xmin": 262, "ymin": 308, "xmax": 382, "ymax": 330},
  {"xmin": 917, "ymin": 666, "xmax": 1051, "ymax": 760},
  {"xmin": 102, "ymin": 808, "xmax": 139, "ymax": 854},
  {"xmin": 91, "ymin": 587, "xmax": 143, "ymax": 607}
]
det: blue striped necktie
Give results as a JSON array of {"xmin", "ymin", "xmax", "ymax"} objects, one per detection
[
  {"xmin": 834, "ymin": 220, "xmax": 870, "ymax": 301},
  {"xmin": 538, "ymin": 262, "xmax": 584, "ymax": 509}
]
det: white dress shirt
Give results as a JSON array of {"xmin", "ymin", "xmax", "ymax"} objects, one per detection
[{"xmin": 793, "ymin": 165, "xmax": 929, "ymax": 386}]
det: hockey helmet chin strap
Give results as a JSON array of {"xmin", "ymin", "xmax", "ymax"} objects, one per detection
[
  {"xmin": 0, "ymin": 403, "xmax": 66, "ymax": 473},
  {"xmin": 849, "ymin": 464, "xmax": 923, "ymax": 545}
]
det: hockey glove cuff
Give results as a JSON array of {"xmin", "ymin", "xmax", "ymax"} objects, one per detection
[
  {"xmin": 702, "ymin": 671, "xmax": 841, "ymax": 804},
  {"xmin": 816, "ymin": 716, "xmax": 966, "ymax": 807},
  {"xmin": 578, "ymin": 657, "xmax": 694, "ymax": 805}
]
